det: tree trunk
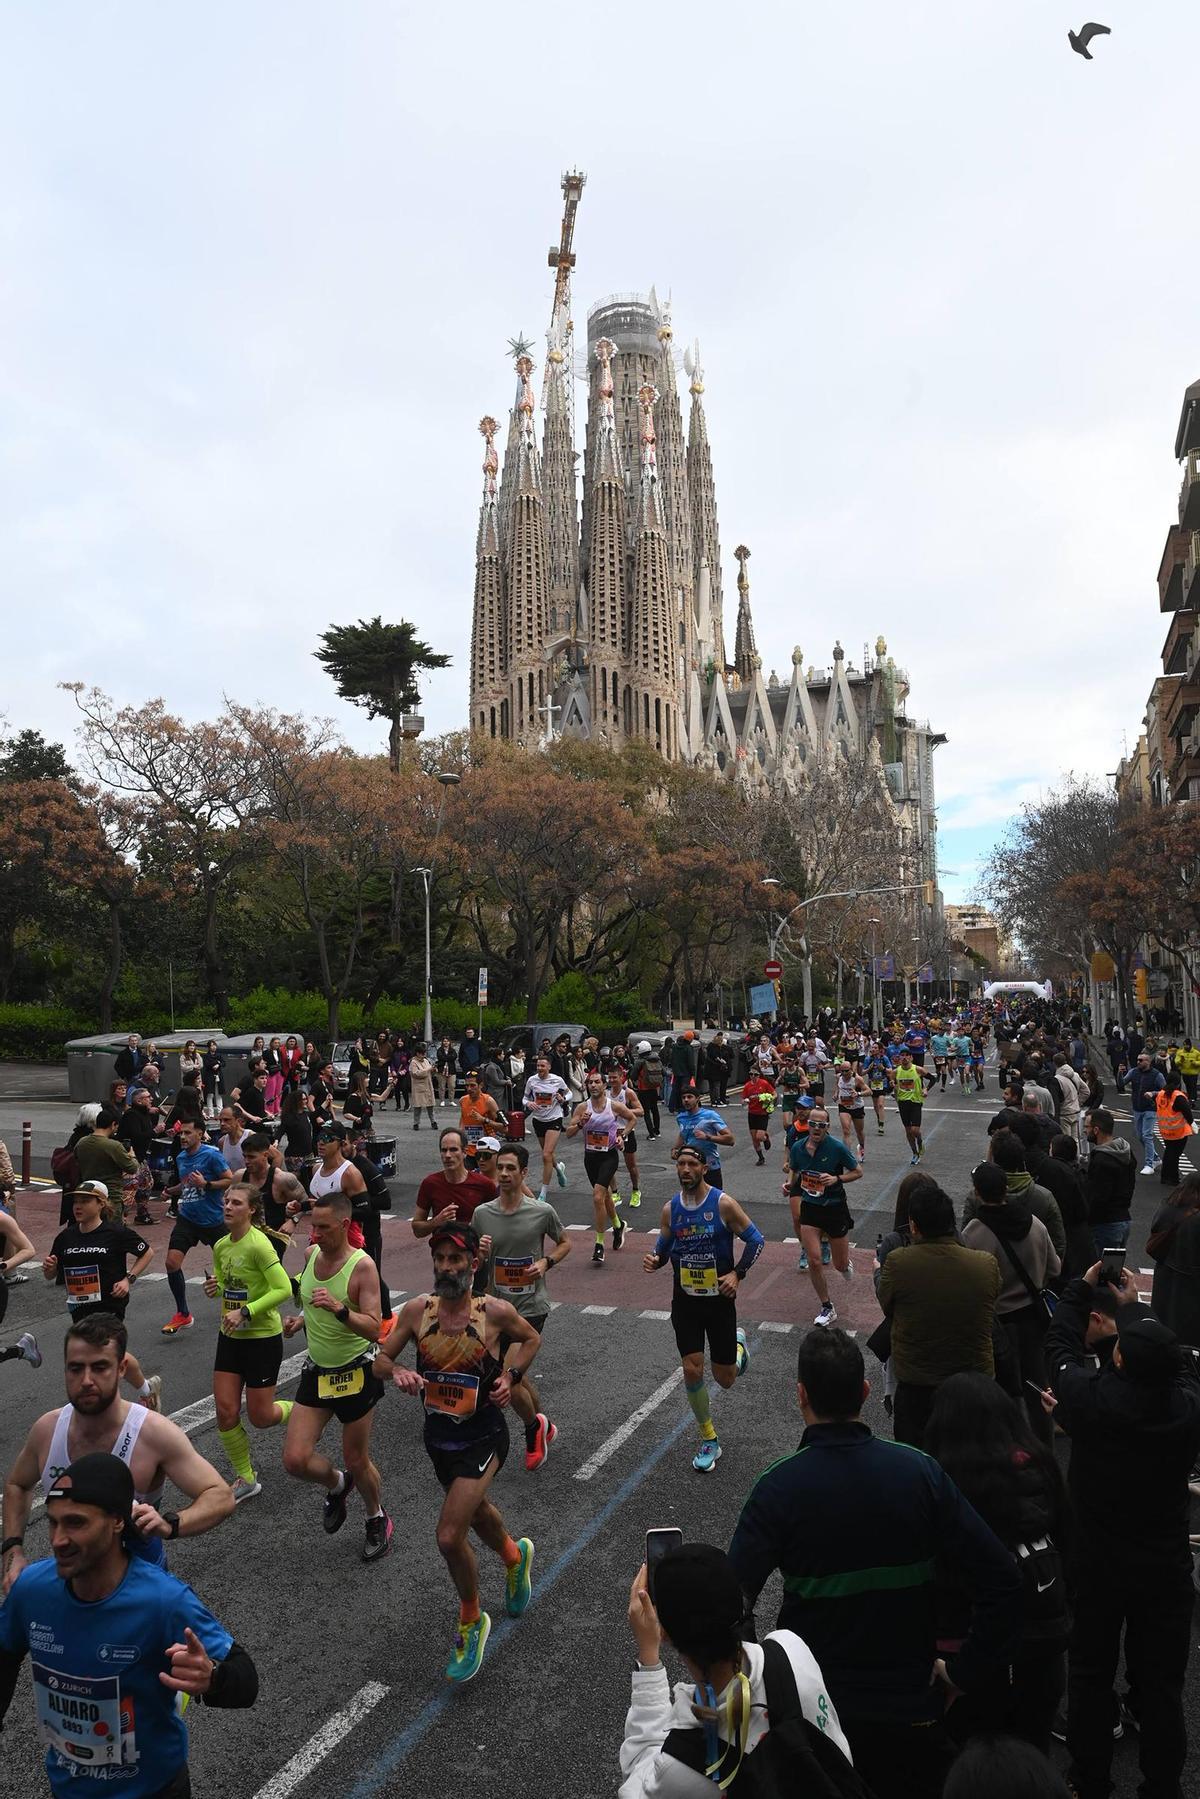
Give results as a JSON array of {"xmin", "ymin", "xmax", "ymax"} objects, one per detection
[
  {"xmin": 327, "ymin": 992, "xmax": 341, "ymax": 1038},
  {"xmin": 203, "ymin": 875, "xmax": 227, "ymax": 1020},
  {"xmin": 98, "ymin": 902, "xmax": 122, "ymax": 1033},
  {"xmin": 800, "ymin": 953, "xmax": 814, "ymax": 1023},
  {"xmin": 388, "ymin": 714, "xmax": 401, "ymax": 777}
]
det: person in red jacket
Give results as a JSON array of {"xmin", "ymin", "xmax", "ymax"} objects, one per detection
[{"xmin": 741, "ymin": 1073, "xmax": 776, "ymax": 1167}]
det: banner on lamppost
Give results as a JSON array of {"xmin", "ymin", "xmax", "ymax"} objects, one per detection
[
  {"xmin": 477, "ymin": 967, "xmax": 488, "ymax": 1007},
  {"xmin": 874, "ymin": 954, "xmax": 895, "ymax": 981},
  {"xmin": 917, "ymin": 963, "xmax": 934, "ymax": 985}
]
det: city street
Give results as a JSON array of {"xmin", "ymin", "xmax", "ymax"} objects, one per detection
[{"xmin": 0, "ymin": 1065, "xmax": 1193, "ymax": 1797}]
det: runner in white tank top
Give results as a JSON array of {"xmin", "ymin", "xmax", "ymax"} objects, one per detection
[{"xmin": 41, "ymin": 1402, "xmax": 167, "ymax": 1564}]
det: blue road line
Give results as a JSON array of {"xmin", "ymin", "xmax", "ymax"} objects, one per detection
[{"xmin": 346, "ymin": 1339, "xmax": 763, "ymax": 1797}]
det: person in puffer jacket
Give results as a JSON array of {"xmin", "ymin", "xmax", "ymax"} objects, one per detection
[{"xmin": 619, "ymin": 1542, "xmax": 854, "ymax": 1797}]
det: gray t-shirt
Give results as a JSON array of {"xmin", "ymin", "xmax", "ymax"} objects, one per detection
[{"xmin": 472, "ymin": 1195, "xmax": 566, "ymax": 1319}]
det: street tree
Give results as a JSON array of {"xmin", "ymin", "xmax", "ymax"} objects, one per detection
[{"xmin": 314, "ymin": 618, "xmax": 450, "ymax": 775}]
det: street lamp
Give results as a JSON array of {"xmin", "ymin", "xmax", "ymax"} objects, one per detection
[
  {"xmin": 868, "ymin": 917, "xmax": 881, "ymax": 1032},
  {"xmin": 414, "ymin": 769, "xmax": 461, "ymax": 1045}
]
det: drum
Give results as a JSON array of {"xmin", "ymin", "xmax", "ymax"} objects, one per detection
[
  {"xmin": 365, "ymin": 1136, "xmax": 397, "ymax": 1179},
  {"xmin": 147, "ymin": 1137, "xmax": 176, "ymax": 1190}
]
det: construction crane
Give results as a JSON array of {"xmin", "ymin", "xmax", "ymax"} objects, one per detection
[{"xmin": 548, "ymin": 168, "xmax": 586, "ymax": 325}]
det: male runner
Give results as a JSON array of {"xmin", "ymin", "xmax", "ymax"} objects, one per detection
[
  {"xmin": 377, "ymin": 1222, "xmax": 539, "ymax": 1683},
  {"xmin": 217, "ymin": 1102, "xmax": 251, "ymax": 1173},
  {"xmin": 956, "ymin": 1026, "xmax": 975, "ymax": 1094},
  {"xmin": 800, "ymin": 1035, "xmax": 830, "ymax": 1102},
  {"xmin": 643, "ymin": 1145, "xmax": 764, "ymax": 1473},
  {"xmin": 788, "ymin": 1106, "xmax": 862, "ymax": 1327},
  {"xmin": 833, "ymin": 1064, "xmax": 871, "ymax": 1164},
  {"xmin": 44, "ymin": 1180, "xmax": 160, "ymax": 1409},
  {"xmin": 931, "ymin": 1024, "xmax": 951, "ymax": 1091},
  {"xmin": 741, "ymin": 1069, "xmax": 776, "ymax": 1166},
  {"xmin": 863, "ymin": 1042, "xmax": 890, "ymax": 1135},
  {"xmin": 606, "ymin": 1063, "xmax": 645, "ymax": 1208},
  {"xmin": 161, "ymin": 1118, "xmax": 234, "ymax": 1335},
  {"xmin": 412, "ymin": 1128, "xmax": 498, "ymax": 1238},
  {"xmin": 522, "ymin": 1055, "xmax": 571, "ymax": 1198},
  {"xmin": 473, "ymin": 1142, "xmax": 570, "ymax": 1469},
  {"xmin": 282, "ymin": 1190, "xmax": 390, "ymax": 1561},
  {"xmin": 239, "ymin": 1132, "xmax": 307, "ymax": 1256},
  {"xmin": 458, "ymin": 1072, "xmax": 501, "ymax": 1161},
  {"xmin": 893, "ymin": 1047, "xmax": 936, "ymax": 1163},
  {"xmin": 672, "ymin": 1088, "xmax": 735, "ymax": 1187},
  {"xmin": 2, "ymin": 1312, "xmax": 233, "ymax": 1595}
]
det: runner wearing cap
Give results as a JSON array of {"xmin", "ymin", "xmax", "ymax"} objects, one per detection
[
  {"xmin": 643, "ymin": 1145, "xmax": 763, "ymax": 1473},
  {"xmin": 376, "ymin": 1220, "xmax": 540, "ymax": 1683},
  {"xmin": 0, "ymin": 1451, "xmax": 258, "ymax": 1795},
  {"xmin": 281, "ymin": 1188, "xmax": 391, "ymax": 1563},
  {"xmin": 43, "ymin": 1181, "xmax": 161, "ymax": 1411},
  {"xmin": 473, "ymin": 1141, "xmax": 569, "ymax": 1471},
  {"xmin": 2, "ymin": 1312, "xmax": 233, "ymax": 1597}
]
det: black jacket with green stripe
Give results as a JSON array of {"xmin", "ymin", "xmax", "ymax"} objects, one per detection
[{"xmin": 728, "ymin": 1421, "xmax": 1021, "ymax": 1724}]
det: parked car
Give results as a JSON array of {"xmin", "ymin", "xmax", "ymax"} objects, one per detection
[
  {"xmin": 495, "ymin": 1022, "xmax": 590, "ymax": 1061},
  {"xmin": 328, "ymin": 1040, "xmax": 357, "ymax": 1096}
]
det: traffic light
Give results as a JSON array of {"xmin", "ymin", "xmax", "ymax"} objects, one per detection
[
  {"xmin": 922, "ymin": 880, "xmax": 936, "ymax": 907},
  {"xmin": 1134, "ymin": 966, "xmax": 1149, "ymax": 1007}
]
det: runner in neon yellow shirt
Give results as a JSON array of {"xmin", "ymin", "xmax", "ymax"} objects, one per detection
[
  {"xmin": 202, "ymin": 1183, "xmax": 293, "ymax": 1504},
  {"xmin": 892, "ymin": 1049, "xmax": 935, "ymax": 1165}
]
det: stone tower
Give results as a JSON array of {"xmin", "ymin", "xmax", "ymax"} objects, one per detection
[
  {"xmin": 685, "ymin": 341, "xmax": 726, "ymax": 673},
  {"xmin": 505, "ymin": 355, "xmax": 551, "ymax": 743},
  {"xmin": 470, "ymin": 415, "xmax": 507, "ymax": 739},
  {"xmin": 585, "ymin": 337, "xmax": 628, "ymax": 744},
  {"xmin": 629, "ymin": 382, "xmax": 679, "ymax": 757},
  {"xmin": 732, "ymin": 544, "xmax": 758, "ymax": 684}
]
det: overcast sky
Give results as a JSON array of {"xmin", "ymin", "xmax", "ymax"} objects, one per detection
[{"xmin": 2, "ymin": 3, "xmax": 1196, "ymax": 904}]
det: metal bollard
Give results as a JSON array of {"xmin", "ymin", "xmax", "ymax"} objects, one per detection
[{"xmin": 21, "ymin": 1120, "xmax": 32, "ymax": 1188}]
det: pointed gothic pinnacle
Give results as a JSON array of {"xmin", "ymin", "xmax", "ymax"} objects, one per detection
[
  {"xmin": 734, "ymin": 544, "xmax": 751, "ymax": 590},
  {"xmin": 685, "ymin": 338, "xmax": 705, "ymax": 395},
  {"xmin": 479, "ymin": 415, "xmax": 499, "ymax": 474},
  {"xmin": 515, "ymin": 355, "xmax": 536, "ymax": 417},
  {"xmin": 832, "ymin": 640, "xmax": 845, "ymax": 662}
]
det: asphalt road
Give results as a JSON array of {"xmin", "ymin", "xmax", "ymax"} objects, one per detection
[{"xmin": 0, "ymin": 1067, "xmax": 1196, "ymax": 1798}]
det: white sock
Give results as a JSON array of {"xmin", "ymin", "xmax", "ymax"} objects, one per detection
[
  {"xmin": 368, "ymin": 1507, "xmax": 384, "ymax": 1520},
  {"xmin": 331, "ymin": 1471, "xmax": 347, "ymax": 1496},
  {"xmin": 137, "ymin": 1381, "xmax": 152, "ymax": 1398}
]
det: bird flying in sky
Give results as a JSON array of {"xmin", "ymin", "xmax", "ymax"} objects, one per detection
[{"xmin": 1069, "ymin": 22, "xmax": 1111, "ymax": 58}]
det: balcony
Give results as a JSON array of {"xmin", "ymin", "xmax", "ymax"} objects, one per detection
[
  {"xmin": 1167, "ymin": 735, "xmax": 1200, "ymax": 795},
  {"xmin": 1159, "ymin": 524, "xmax": 1190, "ymax": 611},
  {"xmin": 1162, "ymin": 670, "xmax": 1200, "ymax": 740},
  {"xmin": 1162, "ymin": 608, "xmax": 1198, "ymax": 676},
  {"xmin": 1182, "ymin": 449, "xmax": 1200, "ymax": 532},
  {"xmin": 1185, "ymin": 532, "xmax": 1200, "ymax": 610}
]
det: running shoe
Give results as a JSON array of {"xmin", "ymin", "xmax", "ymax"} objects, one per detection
[
  {"xmin": 857, "ymin": 1148, "xmax": 865, "ymax": 1164},
  {"xmin": 910, "ymin": 1154, "xmax": 919, "ymax": 1167},
  {"xmin": 322, "ymin": 1469, "xmax": 355, "ymax": 1534},
  {"xmin": 143, "ymin": 1375, "xmax": 163, "ymax": 1412},
  {"xmin": 446, "ymin": 1612, "xmax": 491, "ymax": 1683},
  {"xmin": 798, "ymin": 1247, "xmax": 809, "ymax": 1271},
  {"xmin": 161, "ymin": 1313, "xmax": 193, "ymax": 1335},
  {"xmin": 692, "ymin": 1438, "xmax": 722, "ymax": 1474},
  {"xmin": 363, "ymin": 1512, "xmax": 393, "ymax": 1563},
  {"xmin": 628, "ymin": 1188, "xmax": 641, "ymax": 1209},
  {"xmin": 505, "ymin": 1537, "xmax": 534, "ymax": 1616},
  {"xmin": 554, "ymin": 1160, "xmax": 568, "ymax": 1189},
  {"xmin": 231, "ymin": 1476, "xmax": 262, "ymax": 1505},
  {"xmin": 814, "ymin": 1302, "xmax": 837, "ymax": 1327},
  {"xmin": 592, "ymin": 1242, "xmax": 605, "ymax": 1266},
  {"xmin": 735, "ymin": 1326, "xmax": 749, "ymax": 1377},
  {"xmin": 841, "ymin": 1259, "xmax": 854, "ymax": 1283},
  {"xmin": 877, "ymin": 1124, "xmax": 885, "ymax": 1135},
  {"xmin": 763, "ymin": 1135, "xmax": 771, "ymax": 1150},
  {"xmin": 16, "ymin": 1332, "xmax": 41, "ymax": 1368},
  {"xmin": 525, "ymin": 1415, "xmax": 557, "ymax": 1472},
  {"xmin": 612, "ymin": 1217, "xmax": 626, "ymax": 1252},
  {"xmin": 755, "ymin": 1152, "xmax": 765, "ymax": 1166}
]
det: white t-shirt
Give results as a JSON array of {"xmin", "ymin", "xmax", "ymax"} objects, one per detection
[{"xmin": 523, "ymin": 1074, "xmax": 571, "ymax": 1122}]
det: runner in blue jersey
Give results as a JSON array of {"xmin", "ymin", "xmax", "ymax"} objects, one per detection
[
  {"xmin": 954, "ymin": 1030, "xmax": 974, "ymax": 1093},
  {"xmin": 643, "ymin": 1146, "xmax": 764, "ymax": 1474},
  {"xmin": 672, "ymin": 1089, "xmax": 735, "ymax": 1183},
  {"xmin": 863, "ymin": 1046, "xmax": 891, "ymax": 1136},
  {"xmin": 0, "ymin": 1452, "xmax": 257, "ymax": 1797},
  {"xmin": 930, "ymin": 1029, "xmax": 951, "ymax": 1091}
]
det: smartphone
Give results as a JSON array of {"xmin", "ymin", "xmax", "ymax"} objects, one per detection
[
  {"xmin": 1099, "ymin": 1246, "xmax": 1125, "ymax": 1288},
  {"xmin": 1025, "ymin": 1379, "xmax": 1050, "ymax": 1399},
  {"xmin": 645, "ymin": 1527, "xmax": 683, "ymax": 1596}
]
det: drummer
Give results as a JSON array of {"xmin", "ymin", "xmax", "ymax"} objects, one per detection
[{"xmin": 116, "ymin": 1086, "xmax": 161, "ymax": 1226}]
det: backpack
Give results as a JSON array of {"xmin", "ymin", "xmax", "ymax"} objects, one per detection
[
  {"xmin": 1014, "ymin": 1536, "xmax": 1070, "ymax": 1642},
  {"xmin": 661, "ymin": 1638, "xmax": 875, "ymax": 1798},
  {"xmin": 51, "ymin": 1145, "xmax": 81, "ymax": 1190}
]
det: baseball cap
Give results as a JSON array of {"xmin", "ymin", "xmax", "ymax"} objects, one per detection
[
  {"xmin": 46, "ymin": 1452, "xmax": 134, "ymax": 1523},
  {"xmin": 637, "ymin": 1041, "xmax": 651, "ymax": 1054},
  {"xmin": 429, "ymin": 1221, "xmax": 480, "ymax": 1256},
  {"xmin": 317, "ymin": 1120, "xmax": 348, "ymax": 1140},
  {"xmin": 72, "ymin": 1180, "xmax": 111, "ymax": 1202},
  {"xmin": 1117, "ymin": 1312, "xmax": 1181, "ymax": 1383},
  {"xmin": 476, "ymin": 1135, "xmax": 502, "ymax": 1154}
]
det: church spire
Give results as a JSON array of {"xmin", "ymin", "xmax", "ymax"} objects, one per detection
[
  {"xmin": 686, "ymin": 341, "xmax": 727, "ymax": 672},
  {"xmin": 542, "ymin": 314, "xmax": 579, "ymax": 644},
  {"xmin": 733, "ymin": 543, "xmax": 758, "ymax": 683},
  {"xmin": 651, "ymin": 294, "xmax": 695, "ymax": 639},
  {"xmin": 506, "ymin": 355, "xmax": 551, "ymax": 742},
  {"xmin": 585, "ymin": 336, "xmax": 627, "ymax": 742},
  {"xmin": 470, "ymin": 415, "xmax": 507, "ymax": 736},
  {"xmin": 630, "ymin": 381, "xmax": 678, "ymax": 757}
]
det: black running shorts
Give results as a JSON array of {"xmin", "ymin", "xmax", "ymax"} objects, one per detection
[{"xmin": 670, "ymin": 1290, "xmax": 738, "ymax": 1366}]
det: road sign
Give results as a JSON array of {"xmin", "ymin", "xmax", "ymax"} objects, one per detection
[
  {"xmin": 748, "ymin": 981, "xmax": 777, "ymax": 1017},
  {"xmin": 477, "ymin": 967, "xmax": 488, "ymax": 1007},
  {"xmin": 763, "ymin": 959, "xmax": 783, "ymax": 979}
]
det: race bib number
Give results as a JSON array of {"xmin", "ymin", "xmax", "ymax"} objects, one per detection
[
  {"xmin": 223, "ymin": 1284, "xmax": 248, "ymax": 1318},
  {"xmin": 585, "ymin": 1129, "xmax": 611, "ymax": 1152},
  {"xmin": 465, "ymin": 1125, "xmax": 483, "ymax": 1146},
  {"xmin": 800, "ymin": 1172, "xmax": 827, "ymax": 1198},
  {"xmin": 534, "ymin": 1091, "xmax": 559, "ymax": 1114},
  {"xmin": 494, "ymin": 1256, "xmax": 535, "ymax": 1292},
  {"xmin": 423, "ymin": 1371, "xmax": 480, "ymax": 1417},
  {"xmin": 317, "ymin": 1364, "xmax": 365, "ymax": 1400},
  {"xmin": 678, "ymin": 1254, "xmax": 718, "ymax": 1296},
  {"xmin": 33, "ymin": 1662, "xmax": 123, "ymax": 1767},
  {"xmin": 64, "ymin": 1265, "xmax": 102, "ymax": 1307}
]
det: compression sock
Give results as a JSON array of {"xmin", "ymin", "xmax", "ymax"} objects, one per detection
[
  {"xmin": 595, "ymin": 1230, "xmax": 605, "ymax": 1246},
  {"xmin": 686, "ymin": 1379, "xmax": 717, "ymax": 1440},
  {"xmin": 273, "ymin": 1400, "xmax": 293, "ymax": 1428},
  {"xmin": 499, "ymin": 1536, "xmax": 523, "ymax": 1569},
  {"xmin": 167, "ymin": 1269, "xmax": 190, "ymax": 1315},
  {"xmin": 218, "ymin": 1423, "xmax": 255, "ymax": 1483},
  {"xmin": 524, "ymin": 1416, "xmax": 538, "ymax": 1449},
  {"xmin": 459, "ymin": 1596, "xmax": 482, "ymax": 1625}
]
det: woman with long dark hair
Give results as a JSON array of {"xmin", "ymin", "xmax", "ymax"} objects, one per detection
[
  {"xmin": 1149, "ymin": 1170, "xmax": 1200, "ymax": 1346},
  {"xmin": 924, "ymin": 1371, "xmax": 1070, "ymax": 1755}
]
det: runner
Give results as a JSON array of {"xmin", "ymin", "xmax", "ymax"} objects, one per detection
[
  {"xmin": 969, "ymin": 1027, "xmax": 987, "ymax": 1091},
  {"xmin": 2, "ymin": 1312, "xmax": 234, "ymax": 1596},
  {"xmin": 161, "ymin": 1118, "xmax": 235, "ymax": 1336},
  {"xmin": 606, "ymin": 1063, "xmax": 645, "ymax": 1208},
  {"xmin": 377, "ymin": 1221, "xmax": 540, "ymax": 1683},
  {"xmin": 776, "ymin": 1053, "xmax": 807, "ymax": 1136},
  {"xmin": 412, "ymin": 1128, "xmax": 498, "ymax": 1238},
  {"xmin": 473, "ymin": 1141, "xmax": 569, "ymax": 1470},
  {"xmin": 893, "ymin": 1047, "xmax": 936, "ymax": 1164},
  {"xmin": 0, "ymin": 1452, "xmax": 259, "ymax": 1792},
  {"xmin": 43, "ymin": 1180, "xmax": 161, "ymax": 1410},
  {"xmin": 834, "ymin": 1063, "xmax": 871, "ymax": 1164},
  {"xmin": 458, "ymin": 1072, "xmax": 502, "ymax": 1163},
  {"xmin": 955, "ymin": 1024, "xmax": 975, "ymax": 1094},
  {"xmin": 217, "ymin": 1103, "xmax": 251, "ymax": 1173},
  {"xmin": 672, "ymin": 1088, "xmax": 735, "ymax": 1191},
  {"xmin": 740, "ymin": 1067, "xmax": 776, "ymax": 1166},
  {"xmin": 931, "ymin": 1023, "xmax": 951, "ymax": 1091},
  {"xmin": 563, "ymin": 1072, "xmax": 638, "ymax": 1265},
  {"xmin": 202, "ymin": 1181, "xmax": 293, "ymax": 1503},
  {"xmin": 787, "ymin": 1105, "xmax": 863, "ymax": 1327},
  {"xmin": 522, "ymin": 1054, "xmax": 571, "ymax": 1199},
  {"xmin": 280, "ymin": 1189, "xmax": 391, "ymax": 1562},
  {"xmin": 239, "ymin": 1132, "xmax": 307, "ymax": 1259},
  {"xmin": 800, "ymin": 1034, "xmax": 830, "ymax": 1102},
  {"xmin": 0, "ymin": 1209, "xmax": 39, "ymax": 1373},
  {"xmin": 642, "ymin": 1145, "xmax": 763, "ymax": 1472},
  {"xmin": 863, "ymin": 1041, "xmax": 891, "ymax": 1135}
]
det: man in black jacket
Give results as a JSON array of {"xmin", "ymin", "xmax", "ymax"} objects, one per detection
[
  {"xmin": 1082, "ymin": 1108, "xmax": 1137, "ymax": 1260},
  {"xmin": 1047, "ymin": 1266, "xmax": 1200, "ymax": 1799},
  {"xmin": 728, "ymin": 1329, "xmax": 1020, "ymax": 1799}
]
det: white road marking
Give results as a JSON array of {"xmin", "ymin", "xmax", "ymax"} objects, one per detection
[
  {"xmin": 639, "ymin": 1309, "xmax": 671, "ymax": 1321},
  {"xmin": 564, "ymin": 1223, "xmax": 591, "ymax": 1232},
  {"xmin": 759, "ymin": 1321, "xmax": 792, "ymax": 1333},
  {"xmin": 251, "ymin": 1681, "xmax": 391, "ymax": 1799},
  {"xmin": 574, "ymin": 1367, "xmax": 685, "ymax": 1481},
  {"xmin": 581, "ymin": 1304, "xmax": 615, "ymax": 1316}
]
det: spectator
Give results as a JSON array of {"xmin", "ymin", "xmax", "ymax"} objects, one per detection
[
  {"xmin": 669, "ymin": 1032, "xmax": 698, "ymax": 1113},
  {"xmin": 1034, "ymin": 1135, "xmax": 1095, "ymax": 1283},
  {"xmin": 962, "ymin": 1160, "xmax": 1060, "ymax": 1440},
  {"xmin": 307, "ymin": 1062, "xmax": 336, "ymax": 1130},
  {"xmin": 71, "ymin": 1106, "xmax": 138, "ymax": 1223},
  {"xmin": 1019, "ymin": 1092, "xmax": 1059, "ymax": 1155},
  {"xmin": 201, "ymin": 1038, "xmax": 223, "ymax": 1117},
  {"xmin": 0, "ymin": 1138, "xmax": 15, "ymax": 1211},
  {"xmin": 942, "ymin": 1736, "xmax": 1071, "ymax": 1799},
  {"xmin": 388, "ymin": 1032, "xmax": 411, "ymax": 1113},
  {"xmin": 1082, "ymin": 1108, "xmax": 1136, "ymax": 1258},
  {"xmin": 1154, "ymin": 1068, "xmax": 1194, "ymax": 1188},
  {"xmin": 262, "ymin": 1037, "xmax": 285, "ymax": 1116},
  {"xmin": 162, "ymin": 1072, "xmax": 207, "ymax": 1134},
  {"xmin": 113, "ymin": 1033, "xmax": 145, "ymax": 1083},
  {"xmin": 869, "ymin": 1170, "xmax": 935, "ymax": 1417},
  {"xmin": 1173, "ymin": 1036, "xmax": 1200, "ymax": 1103},
  {"xmin": 877, "ymin": 1183, "xmax": 1000, "ymax": 1449},
  {"xmin": 1126, "ymin": 1049, "xmax": 1165, "ymax": 1176},
  {"xmin": 408, "ymin": 1042, "xmax": 436, "ymax": 1128},
  {"xmin": 279, "ymin": 1034, "xmax": 305, "ymax": 1097},
  {"xmin": 619, "ymin": 1543, "xmax": 856, "ymax": 1797},
  {"xmin": 178, "ymin": 1038, "xmax": 203, "ymax": 1087},
  {"xmin": 924, "ymin": 1373, "xmax": 1070, "ymax": 1755},
  {"xmin": 231, "ymin": 1069, "xmax": 269, "ymax": 1131},
  {"xmin": 277, "ymin": 1085, "xmax": 315, "ymax": 1171},
  {"xmin": 1047, "ymin": 1266, "xmax": 1200, "ymax": 1799},
  {"xmin": 479, "ymin": 1045, "xmax": 510, "ymax": 1114},
  {"xmin": 1148, "ymin": 1171, "xmax": 1200, "ymax": 1346},
  {"xmin": 703, "ymin": 1034, "xmax": 731, "ymax": 1106},
  {"xmin": 457, "ymin": 1026, "xmax": 482, "ymax": 1074},
  {"xmin": 970, "ymin": 1129, "xmax": 1065, "ymax": 1260},
  {"xmin": 116, "ymin": 1087, "xmax": 160, "ymax": 1225},
  {"xmin": 434, "ymin": 1035, "xmax": 458, "ymax": 1108},
  {"xmin": 369, "ymin": 1029, "xmax": 392, "ymax": 1096},
  {"xmin": 727, "ymin": 1328, "xmax": 1020, "ymax": 1799},
  {"xmin": 633, "ymin": 1041, "xmax": 663, "ymax": 1140}
]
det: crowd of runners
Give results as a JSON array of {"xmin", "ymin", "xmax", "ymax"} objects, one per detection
[{"xmin": 2, "ymin": 997, "xmax": 1200, "ymax": 1798}]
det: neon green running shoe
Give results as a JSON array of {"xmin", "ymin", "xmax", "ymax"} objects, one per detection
[
  {"xmin": 505, "ymin": 1537, "xmax": 535, "ymax": 1617},
  {"xmin": 446, "ymin": 1611, "xmax": 491, "ymax": 1683}
]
